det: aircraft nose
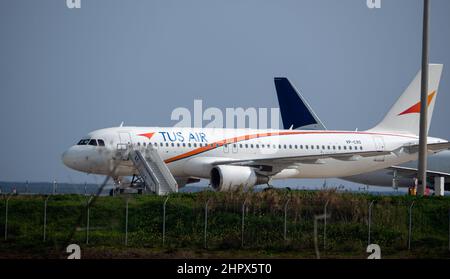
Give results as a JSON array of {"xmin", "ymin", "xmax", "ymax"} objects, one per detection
[{"xmin": 62, "ymin": 147, "xmax": 77, "ymax": 170}]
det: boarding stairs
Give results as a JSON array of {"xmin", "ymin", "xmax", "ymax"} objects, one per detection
[{"xmin": 128, "ymin": 146, "xmax": 178, "ymax": 195}]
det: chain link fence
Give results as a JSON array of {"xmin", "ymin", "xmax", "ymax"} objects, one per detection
[{"xmin": 1, "ymin": 190, "xmax": 449, "ymax": 258}]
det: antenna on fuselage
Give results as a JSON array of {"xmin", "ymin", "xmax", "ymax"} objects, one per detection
[{"xmin": 119, "ymin": 121, "xmax": 124, "ymax": 127}]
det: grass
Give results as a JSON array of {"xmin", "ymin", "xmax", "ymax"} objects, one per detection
[{"xmin": 0, "ymin": 189, "xmax": 449, "ymax": 259}]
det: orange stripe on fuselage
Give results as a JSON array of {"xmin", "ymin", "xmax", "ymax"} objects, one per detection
[
  {"xmin": 164, "ymin": 131, "xmax": 299, "ymax": 163},
  {"xmin": 162, "ymin": 130, "xmax": 417, "ymax": 164}
]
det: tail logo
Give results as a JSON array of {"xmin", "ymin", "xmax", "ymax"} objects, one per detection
[{"xmin": 398, "ymin": 91, "xmax": 436, "ymax": 116}]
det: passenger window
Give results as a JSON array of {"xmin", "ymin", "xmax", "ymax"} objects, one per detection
[
  {"xmin": 256, "ymin": 144, "xmax": 259, "ymax": 148},
  {"xmin": 283, "ymin": 145, "xmax": 287, "ymax": 149},
  {"xmin": 305, "ymin": 145, "xmax": 308, "ymax": 149},
  {"xmin": 98, "ymin": 139, "xmax": 105, "ymax": 146},
  {"xmin": 343, "ymin": 146, "xmax": 347, "ymax": 150},
  {"xmin": 194, "ymin": 143, "xmax": 197, "ymax": 148},
  {"xmin": 239, "ymin": 144, "xmax": 243, "ymax": 148},
  {"xmin": 311, "ymin": 145, "xmax": 314, "ymax": 150},
  {"xmin": 338, "ymin": 146, "xmax": 341, "ymax": 150},
  {"xmin": 245, "ymin": 144, "xmax": 249, "ymax": 148},
  {"xmin": 183, "ymin": 143, "xmax": 186, "ymax": 147},
  {"xmin": 88, "ymin": 139, "xmax": 97, "ymax": 146},
  {"xmin": 160, "ymin": 142, "xmax": 163, "ymax": 147},
  {"xmin": 171, "ymin": 143, "xmax": 175, "ymax": 147},
  {"xmin": 300, "ymin": 145, "xmax": 303, "ymax": 149}
]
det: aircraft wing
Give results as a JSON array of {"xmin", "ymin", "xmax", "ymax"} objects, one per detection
[
  {"xmin": 402, "ymin": 142, "xmax": 450, "ymax": 154},
  {"xmin": 388, "ymin": 166, "xmax": 450, "ymax": 179},
  {"xmin": 211, "ymin": 150, "xmax": 391, "ymax": 176}
]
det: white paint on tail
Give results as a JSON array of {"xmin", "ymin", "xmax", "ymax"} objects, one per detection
[{"xmin": 369, "ymin": 64, "xmax": 443, "ymax": 135}]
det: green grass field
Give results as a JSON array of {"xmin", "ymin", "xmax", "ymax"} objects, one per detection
[{"xmin": 1, "ymin": 189, "xmax": 449, "ymax": 259}]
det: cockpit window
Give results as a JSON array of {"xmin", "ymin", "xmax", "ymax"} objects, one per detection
[
  {"xmin": 88, "ymin": 139, "xmax": 98, "ymax": 146},
  {"xmin": 98, "ymin": 139, "xmax": 105, "ymax": 146},
  {"xmin": 77, "ymin": 139, "xmax": 90, "ymax": 145}
]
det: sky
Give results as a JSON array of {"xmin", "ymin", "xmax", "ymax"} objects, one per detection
[{"xmin": 0, "ymin": 0, "xmax": 449, "ymax": 188}]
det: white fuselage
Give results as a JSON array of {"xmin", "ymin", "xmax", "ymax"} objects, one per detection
[{"xmin": 62, "ymin": 126, "xmax": 446, "ymax": 184}]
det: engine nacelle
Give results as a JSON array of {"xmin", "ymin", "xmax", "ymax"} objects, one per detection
[{"xmin": 210, "ymin": 165, "xmax": 269, "ymax": 191}]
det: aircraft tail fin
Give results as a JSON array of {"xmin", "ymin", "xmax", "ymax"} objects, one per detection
[
  {"xmin": 369, "ymin": 64, "xmax": 443, "ymax": 136},
  {"xmin": 274, "ymin": 77, "xmax": 327, "ymax": 130}
]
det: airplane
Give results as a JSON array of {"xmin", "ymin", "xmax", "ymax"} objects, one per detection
[
  {"xmin": 274, "ymin": 67, "xmax": 450, "ymax": 191},
  {"xmin": 62, "ymin": 64, "xmax": 449, "ymax": 193}
]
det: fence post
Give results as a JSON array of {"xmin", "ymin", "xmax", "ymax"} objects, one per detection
[
  {"xmin": 314, "ymin": 213, "xmax": 330, "ymax": 259},
  {"xmin": 284, "ymin": 198, "xmax": 290, "ymax": 242},
  {"xmin": 323, "ymin": 200, "xmax": 329, "ymax": 250},
  {"xmin": 162, "ymin": 196, "xmax": 169, "ymax": 246},
  {"xmin": 4, "ymin": 195, "xmax": 12, "ymax": 241},
  {"xmin": 86, "ymin": 196, "xmax": 93, "ymax": 245},
  {"xmin": 204, "ymin": 199, "xmax": 211, "ymax": 249},
  {"xmin": 53, "ymin": 179, "xmax": 57, "ymax": 195},
  {"xmin": 408, "ymin": 201, "xmax": 415, "ymax": 250},
  {"xmin": 43, "ymin": 195, "xmax": 51, "ymax": 242},
  {"xmin": 125, "ymin": 198, "xmax": 129, "ymax": 246},
  {"xmin": 368, "ymin": 200, "xmax": 375, "ymax": 246},
  {"xmin": 241, "ymin": 198, "xmax": 249, "ymax": 248},
  {"xmin": 314, "ymin": 215, "xmax": 320, "ymax": 259}
]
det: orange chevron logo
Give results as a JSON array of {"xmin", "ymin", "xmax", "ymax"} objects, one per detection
[
  {"xmin": 398, "ymin": 91, "xmax": 436, "ymax": 116},
  {"xmin": 138, "ymin": 132, "xmax": 155, "ymax": 139}
]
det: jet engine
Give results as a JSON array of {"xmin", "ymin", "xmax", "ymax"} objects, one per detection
[{"xmin": 210, "ymin": 165, "xmax": 269, "ymax": 191}]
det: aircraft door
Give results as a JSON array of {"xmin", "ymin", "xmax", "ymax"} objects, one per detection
[
  {"xmin": 372, "ymin": 136, "xmax": 385, "ymax": 162},
  {"xmin": 118, "ymin": 132, "xmax": 132, "ymax": 160}
]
